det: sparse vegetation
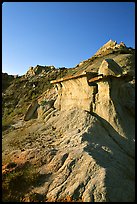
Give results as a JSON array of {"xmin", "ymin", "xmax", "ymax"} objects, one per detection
[
  {"xmin": 2, "ymin": 66, "xmax": 74, "ymax": 132},
  {"xmin": 2, "ymin": 162, "xmax": 39, "ymax": 202},
  {"xmin": 40, "ymin": 99, "xmax": 47, "ymax": 106}
]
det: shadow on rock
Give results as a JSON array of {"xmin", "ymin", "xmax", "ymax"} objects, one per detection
[{"xmin": 82, "ymin": 112, "xmax": 135, "ymax": 202}]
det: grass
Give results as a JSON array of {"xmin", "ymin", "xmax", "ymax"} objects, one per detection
[
  {"xmin": 2, "ymin": 117, "xmax": 14, "ymax": 132},
  {"xmin": 2, "ymin": 162, "xmax": 39, "ymax": 202}
]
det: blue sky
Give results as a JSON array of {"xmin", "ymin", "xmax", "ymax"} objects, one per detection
[{"xmin": 2, "ymin": 2, "xmax": 135, "ymax": 75}]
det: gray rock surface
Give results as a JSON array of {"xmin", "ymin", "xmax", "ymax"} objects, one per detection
[{"xmin": 3, "ymin": 99, "xmax": 135, "ymax": 202}]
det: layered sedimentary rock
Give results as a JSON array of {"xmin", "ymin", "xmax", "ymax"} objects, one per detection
[
  {"xmin": 51, "ymin": 58, "xmax": 133, "ymax": 116},
  {"xmin": 53, "ymin": 75, "xmax": 95, "ymax": 112}
]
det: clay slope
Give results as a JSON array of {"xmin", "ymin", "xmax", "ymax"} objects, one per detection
[{"xmin": 2, "ymin": 106, "xmax": 135, "ymax": 202}]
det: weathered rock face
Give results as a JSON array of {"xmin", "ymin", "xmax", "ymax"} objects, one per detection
[
  {"xmin": 51, "ymin": 58, "xmax": 135, "ymax": 161},
  {"xmin": 53, "ymin": 58, "xmax": 132, "ymax": 115},
  {"xmin": 54, "ymin": 76, "xmax": 95, "ymax": 112},
  {"xmin": 37, "ymin": 99, "xmax": 55, "ymax": 119}
]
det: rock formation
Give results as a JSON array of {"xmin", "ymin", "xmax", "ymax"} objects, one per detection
[
  {"xmin": 25, "ymin": 65, "xmax": 55, "ymax": 78},
  {"xmin": 50, "ymin": 58, "xmax": 133, "ymax": 115},
  {"xmin": 94, "ymin": 39, "xmax": 127, "ymax": 57},
  {"xmin": 2, "ymin": 40, "xmax": 135, "ymax": 202}
]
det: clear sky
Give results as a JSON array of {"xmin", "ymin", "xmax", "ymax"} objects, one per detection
[{"xmin": 2, "ymin": 2, "xmax": 135, "ymax": 75}]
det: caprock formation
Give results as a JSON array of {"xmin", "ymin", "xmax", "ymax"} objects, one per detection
[{"xmin": 2, "ymin": 40, "xmax": 135, "ymax": 202}]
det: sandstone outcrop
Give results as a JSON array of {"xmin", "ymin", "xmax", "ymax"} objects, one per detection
[
  {"xmin": 51, "ymin": 72, "xmax": 96, "ymax": 112},
  {"xmin": 51, "ymin": 58, "xmax": 133, "ymax": 115}
]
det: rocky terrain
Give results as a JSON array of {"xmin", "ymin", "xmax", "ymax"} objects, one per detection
[{"xmin": 2, "ymin": 40, "xmax": 135, "ymax": 202}]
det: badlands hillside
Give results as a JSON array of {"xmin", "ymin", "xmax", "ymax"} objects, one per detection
[{"xmin": 2, "ymin": 40, "xmax": 135, "ymax": 202}]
